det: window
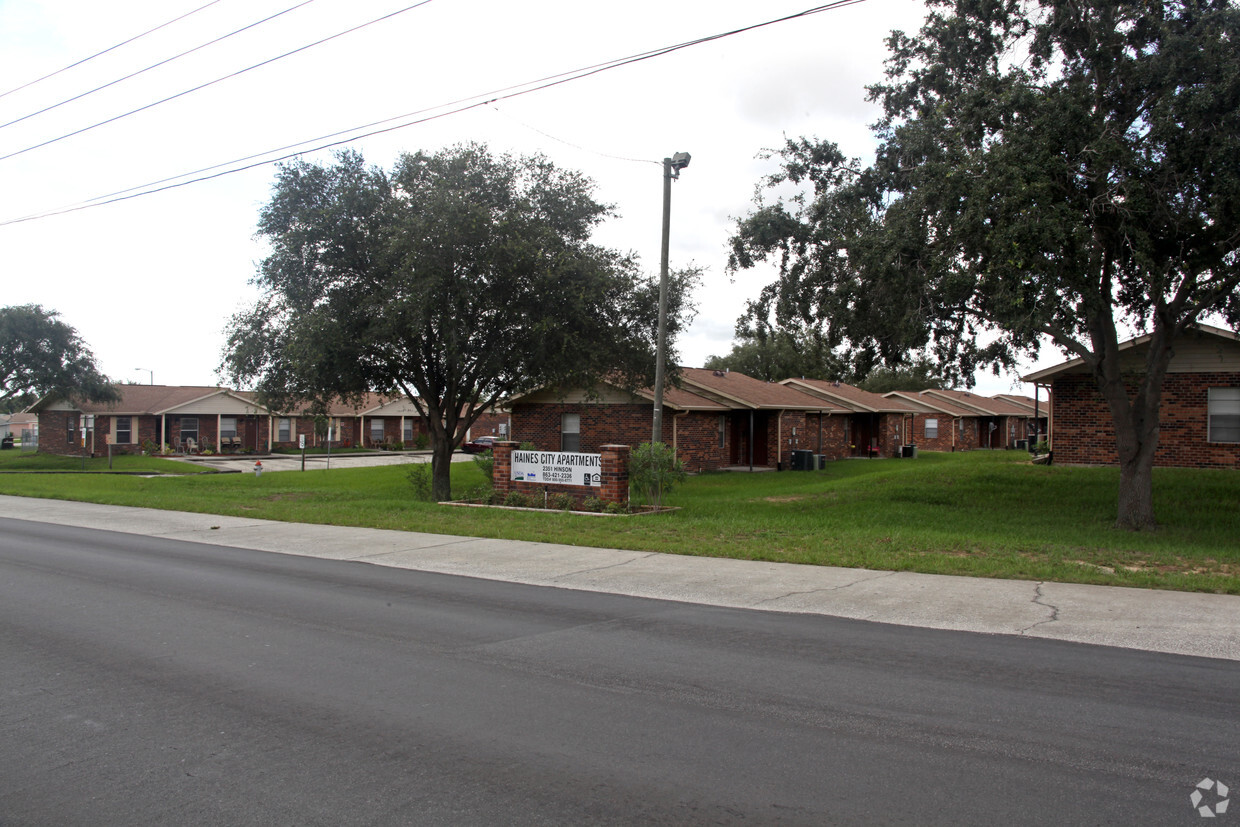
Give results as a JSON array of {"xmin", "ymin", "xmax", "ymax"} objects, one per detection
[
  {"xmin": 220, "ymin": 417, "xmax": 238, "ymax": 439},
  {"xmin": 115, "ymin": 416, "xmax": 132, "ymax": 444},
  {"xmin": 561, "ymin": 413, "xmax": 580, "ymax": 453},
  {"xmin": 403, "ymin": 419, "xmax": 413, "ymax": 443},
  {"xmin": 179, "ymin": 417, "xmax": 198, "ymax": 442},
  {"xmin": 370, "ymin": 418, "xmax": 385, "ymax": 443},
  {"xmin": 278, "ymin": 418, "xmax": 291, "ymax": 442},
  {"xmin": 924, "ymin": 418, "xmax": 939, "ymax": 439},
  {"xmin": 718, "ymin": 415, "xmax": 726, "ymax": 449},
  {"xmin": 67, "ymin": 414, "xmax": 77, "ymax": 446},
  {"xmin": 1208, "ymin": 388, "xmax": 1240, "ymax": 443}
]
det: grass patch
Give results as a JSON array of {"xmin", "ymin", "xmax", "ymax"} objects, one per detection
[
  {"xmin": 0, "ymin": 449, "xmax": 215, "ymax": 475},
  {"xmin": 0, "ymin": 450, "xmax": 1236, "ymax": 594}
]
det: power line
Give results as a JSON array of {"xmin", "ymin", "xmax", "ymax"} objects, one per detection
[
  {"xmin": 0, "ymin": 0, "xmax": 224, "ymax": 102},
  {"xmin": 0, "ymin": 0, "xmax": 437, "ymax": 163},
  {"xmin": 1, "ymin": 0, "xmax": 322, "ymax": 132},
  {"xmin": 489, "ymin": 106, "xmax": 662, "ymax": 167},
  {"xmin": 0, "ymin": 0, "xmax": 868, "ymax": 227}
]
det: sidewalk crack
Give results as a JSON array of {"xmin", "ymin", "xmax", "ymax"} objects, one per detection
[
  {"xmin": 1020, "ymin": 582, "xmax": 1060, "ymax": 633},
  {"xmin": 557, "ymin": 553, "xmax": 660, "ymax": 578},
  {"xmin": 752, "ymin": 570, "xmax": 899, "ymax": 606}
]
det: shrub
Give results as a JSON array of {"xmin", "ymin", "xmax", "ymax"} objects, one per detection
[
  {"xmin": 406, "ymin": 463, "xmax": 433, "ymax": 501},
  {"xmin": 453, "ymin": 482, "xmax": 492, "ymax": 503},
  {"xmin": 578, "ymin": 496, "xmax": 604, "ymax": 512},
  {"xmin": 503, "ymin": 490, "xmax": 534, "ymax": 508},
  {"xmin": 628, "ymin": 442, "xmax": 686, "ymax": 507},
  {"xmin": 415, "ymin": 433, "xmax": 430, "ymax": 450},
  {"xmin": 550, "ymin": 492, "xmax": 576, "ymax": 511},
  {"xmin": 472, "ymin": 449, "xmax": 495, "ymax": 486}
]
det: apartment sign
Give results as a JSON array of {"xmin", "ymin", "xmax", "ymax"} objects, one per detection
[{"xmin": 511, "ymin": 450, "xmax": 602, "ymax": 486}]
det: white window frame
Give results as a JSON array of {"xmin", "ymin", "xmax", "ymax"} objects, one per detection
[
  {"xmin": 220, "ymin": 417, "xmax": 238, "ymax": 439},
  {"xmin": 924, "ymin": 417, "xmax": 939, "ymax": 439},
  {"xmin": 1207, "ymin": 388, "xmax": 1240, "ymax": 444},
  {"xmin": 179, "ymin": 417, "xmax": 199, "ymax": 442},
  {"xmin": 370, "ymin": 418, "xmax": 385, "ymax": 442},
  {"xmin": 561, "ymin": 412, "xmax": 581, "ymax": 453},
  {"xmin": 403, "ymin": 419, "xmax": 413, "ymax": 443},
  {"xmin": 278, "ymin": 417, "xmax": 291, "ymax": 442}
]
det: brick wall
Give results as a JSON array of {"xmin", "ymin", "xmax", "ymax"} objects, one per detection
[
  {"xmin": 493, "ymin": 442, "xmax": 629, "ymax": 506},
  {"xmin": 470, "ymin": 411, "xmax": 510, "ymax": 438},
  {"xmin": 1052, "ymin": 372, "xmax": 1240, "ymax": 468},
  {"xmin": 510, "ymin": 403, "xmax": 730, "ymax": 472}
]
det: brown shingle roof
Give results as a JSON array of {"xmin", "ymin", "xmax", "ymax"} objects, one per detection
[
  {"xmin": 919, "ymin": 389, "xmax": 1034, "ymax": 417},
  {"xmin": 883, "ymin": 390, "xmax": 980, "ymax": 417},
  {"xmin": 780, "ymin": 379, "xmax": 918, "ymax": 413},
  {"xmin": 678, "ymin": 368, "xmax": 836, "ymax": 410}
]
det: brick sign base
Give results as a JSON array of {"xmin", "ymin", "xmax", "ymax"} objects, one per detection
[{"xmin": 493, "ymin": 442, "xmax": 629, "ymax": 507}]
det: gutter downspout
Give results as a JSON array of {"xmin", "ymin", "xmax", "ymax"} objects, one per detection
[
  {"xmin": 777, "ymin": 410, "xmax": 784, "ymax": 470},
  {"xmin": 748, "ymin": 409, "xmax": 754, "ymax": 472}
]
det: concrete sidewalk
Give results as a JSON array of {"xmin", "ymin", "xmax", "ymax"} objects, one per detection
[{"xmin": 4, "ymin": 493, "xmax": 1238, "ymax": 662}]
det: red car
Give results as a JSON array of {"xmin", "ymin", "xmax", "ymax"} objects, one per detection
[{"xmin": 460, "ymin": 435, "xmax": 498, "ymax": 454}]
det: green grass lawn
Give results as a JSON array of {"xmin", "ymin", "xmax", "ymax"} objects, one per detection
[
  {"xmin": 0, "ymin": 449, "xmax": 216, "ymax": 475},
  {"xmin": 1, "ymin": 450, "xmax": 1237, "ymax": 594}
]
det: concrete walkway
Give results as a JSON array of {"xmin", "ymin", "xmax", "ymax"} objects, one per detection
[{"xmin": 3, "ymin": 493, "xmax": 1238, "ymax": 662}]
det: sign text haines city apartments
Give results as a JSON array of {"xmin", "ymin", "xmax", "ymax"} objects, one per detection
[{"xmin": 511, "ymin": 451, "xmax": 602, "ymax": 486}]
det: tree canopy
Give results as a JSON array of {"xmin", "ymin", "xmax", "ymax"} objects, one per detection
[
  {"xmin": 729, "ymin": 0, "xmax": 1240, "ymax": 529},
  {"xmin": 224, "ymin": 144, "xmax": 692, "ymax": 500},
  {"xmin": 703, "ymin": 327, "xmax": 844, "ymax": 382},
  {"xmin": 0, "ymin": 304, "xmax": 117, "ymax": 409}
]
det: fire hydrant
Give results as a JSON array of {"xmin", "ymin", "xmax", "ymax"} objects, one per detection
[{"xmin": 254, "ymin": 460, "xmax": 263, "ymax": 477}]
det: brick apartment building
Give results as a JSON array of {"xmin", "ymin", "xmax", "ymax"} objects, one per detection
[{"xmin": 1023, "ymin": 324, "xmax": 1240, "ymax": 468}]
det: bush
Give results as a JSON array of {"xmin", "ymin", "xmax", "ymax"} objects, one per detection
[
  {"xmin": 415, "ymin": 433, "xmax": 430, "ymax": 450},
  {"xmin": 628, "ymin": 442, "xmax": 686, "ymax": 507},
  {"xmin": 452, "ymin": 482, "xmax": 493, "ymax": 503},
  {"xmin": 579, "ymin": 496, "xmax": 604, "ymax": 512},
  {"xmin": 472, "ymin": 449, "xmax": 494, "ymax": 486},
  {"xmin": 549, "ymin": 492, "xmax": 576, "ymax": 511},
  {"xmin": 503, "ymin": 490, "xmax": 534, "ymax": 508},
  {"xmin": 406, "ymin": 463, "xmax": 433, "ymax": 501}
]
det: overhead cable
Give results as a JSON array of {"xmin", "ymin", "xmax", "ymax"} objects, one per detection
[
  {"xmin": 0, "ymin": 0, "xmax": 224, "ymax": 102},
  {"xmin": 0, "ymin": 0, "xmax": 866, "ymax": 227},
  {"xmin": 0, "ymin": 0, "xmax": 437, "ymax": 163},
  {"xmin": 1, "ymin": 0, "xmax": 322, "ymax": 131}
]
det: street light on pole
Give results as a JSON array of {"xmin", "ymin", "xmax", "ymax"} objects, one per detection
[
  {"xmin": 652, "ymin": 151, "xmax": 690, "ymax": 444},
  {"xmin": 135, "ymin": 368, "xmax": 153, "ymax": 385}
]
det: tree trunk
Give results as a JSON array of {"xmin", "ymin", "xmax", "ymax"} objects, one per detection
[
  {"xmin": 1115, "ymin": 443, "xmax": 1158, "ymax": 531},
  {"xmin": 430, "ymin": 437, "xmax": 455, "ymax": 502},
  {"xmin": 1093, "ymin": 324, "xmax": 1172, "ymax": 532}
]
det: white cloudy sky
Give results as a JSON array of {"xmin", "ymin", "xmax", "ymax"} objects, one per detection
[{"xmin": 0, "ymin": 0, "xmax": 1054, "ymax": 394}]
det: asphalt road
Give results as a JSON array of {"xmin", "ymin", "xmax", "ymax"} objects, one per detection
[{"xmin": 3, "ymin": 518, "xmax": 1237, "ymax": 825}]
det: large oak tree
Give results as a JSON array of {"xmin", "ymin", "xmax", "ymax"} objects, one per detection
[
  {"xmin": 730, "ymin": 0, "xmax": 1240, "ymax": 530},
  {"xmin": 1, "ymin": 304, "xmax": 117, "ymax": 411},
  {"xmin": 224, "ymin": 144, "xmax": 689, "ymax": 500}
]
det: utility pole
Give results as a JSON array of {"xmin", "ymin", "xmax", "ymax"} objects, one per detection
[{"xmin": 652, "ymin": 152, "xmax": 690, "ymax": 444}]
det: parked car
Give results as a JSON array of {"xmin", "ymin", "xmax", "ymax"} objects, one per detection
[{"xmin": 460, "ymin": 435, "xmax": 498, "ymax": 454}]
